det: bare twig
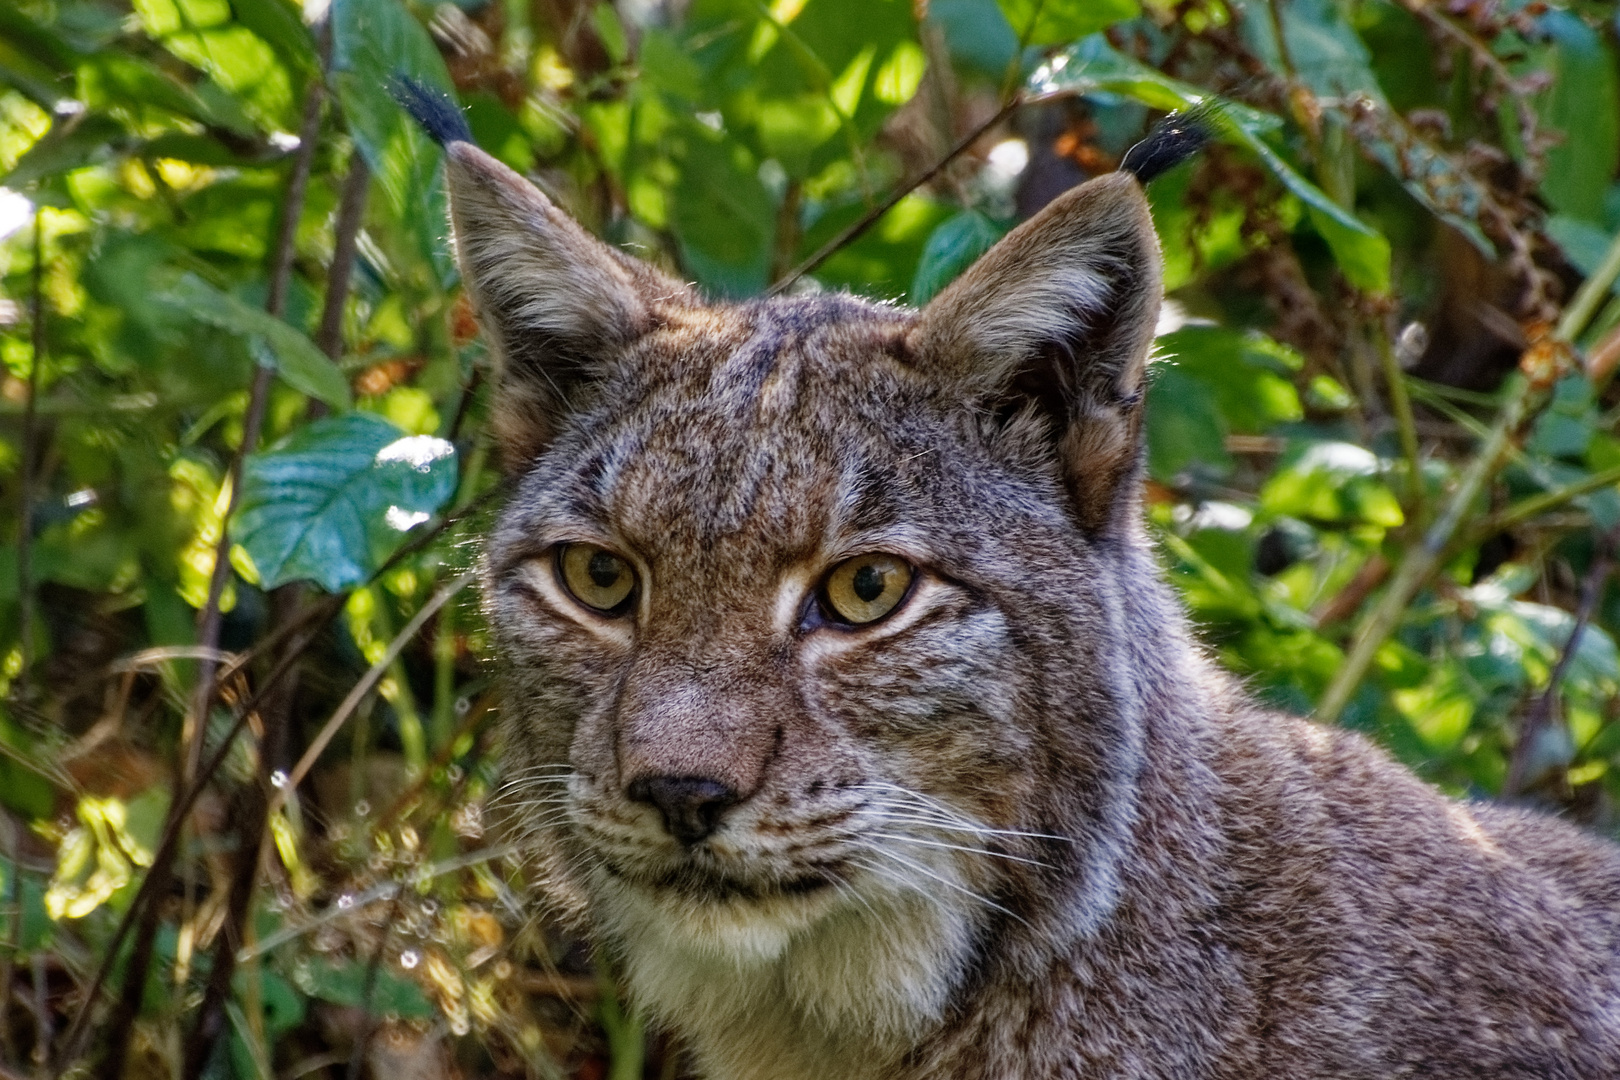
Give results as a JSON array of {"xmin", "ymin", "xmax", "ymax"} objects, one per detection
[
  {"xmin": 768, "ymin": 93, "xmax": 1038, "ymax": 295},
  {"xmin": 15, "ymin": 210, "xmax": 44, "ymax": 700},
  {"xmin": 314, "ymin": 152, "xmax": 371, "ymax": 362},
  {"xmin": 268, "ymin": 571, "xmax": 477, "ymax": 820},
  {"xmin": 0, "ymin": 818, "xmax": 21, "ymax": 1067},
  {"xmin": 1376, "ymin": 325, "xmax": 1423, "ymax": 514},
  {"xmin": 1504, "ymin": 530, "xmax": 1617, "ymax": 796},
  {"xmin": 50, "ymin": 487, "xmax": 489, "ymax": 1074}
]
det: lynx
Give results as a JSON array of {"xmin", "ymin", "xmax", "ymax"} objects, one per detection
[{"xmin": 398, "ymin": 86, "xmax": 1620, "ymax": 1078}]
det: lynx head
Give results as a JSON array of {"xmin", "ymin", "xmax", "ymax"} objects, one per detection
[{"xmin": 447, "ymin": 130, "xmax": 1174, "ymax": 1047}]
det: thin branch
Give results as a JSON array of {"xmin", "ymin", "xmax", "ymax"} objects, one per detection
[
  {"xmin": 49, "ymin": 486, "xmax": 491, "ymax": 1074},
  {"xmin": 314, "ymin": 152, "xmax": 370, "ymax": 362},
  {"xmin": 183, "ymin": 141, "xmax": 367, "ymax": 1077},
  {"xmin": 1378, "ymin": 326, "xmax": 1424, "ymax": 515},
  {"xmin": 1476, "ymin": 462, "xmax": 1620, "ymax": 539},
  {"xmin": 15, "ymin": 210, "xmax": 44, "ymax": 700},
  {"xmin": 768, "ymin": 92, "xmax": 1040, "ymax": 296},
  {"xmin": 267, "ymin": 571, "xmax": 476, "ymax": 820},
  {"xmin": 1314, "ymin": 227, "xmax": 1620, "ymax": 724},
  {"xmin": 1504, "ymin": 530, "xmax": 1617, "ymax": 796}
]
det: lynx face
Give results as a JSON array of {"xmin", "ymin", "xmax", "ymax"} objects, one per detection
[{"xmin": 448, "ymin": 141, "xmax": 1163, "ymax": 1045}]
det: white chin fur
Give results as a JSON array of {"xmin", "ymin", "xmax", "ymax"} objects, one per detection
[{"xmin": 592, "ymin": 863, "xmax": 980, "ymax": 1076}]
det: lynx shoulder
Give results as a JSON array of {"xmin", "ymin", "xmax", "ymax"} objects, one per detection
[{"xmin": 404, "ymin": 90, "xmax": 1620, "ymax": 1078}]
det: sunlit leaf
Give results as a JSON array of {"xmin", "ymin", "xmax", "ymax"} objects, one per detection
[
  {"xmin": 157, "ymin": 273, "xmax": 351, "ymax": 409},
  {"xmin": 235, "ymin": 413, "xmax": 457, "ymax": 591},
  {"xmin": 997, "ymin": 0, "xmax": 1138, "ymax": 48}
]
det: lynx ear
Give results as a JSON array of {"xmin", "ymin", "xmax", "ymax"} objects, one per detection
[
  {"xmin": 908, "ymin": 172, "xmax": 1162, "ymax": 534},
  {"xmin": 443, "ymin": 143, "xmax": 687, "ymax": 467}
]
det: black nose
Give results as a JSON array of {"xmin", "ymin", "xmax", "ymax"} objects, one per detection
[{"xmin": 626, "ymin": 775, "xmax": 740, "ymax": 845}]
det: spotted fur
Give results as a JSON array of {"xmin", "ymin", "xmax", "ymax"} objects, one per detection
[{"xmin": 445, "ymin": 137, "xmax": 1620, "ymax": 1080}]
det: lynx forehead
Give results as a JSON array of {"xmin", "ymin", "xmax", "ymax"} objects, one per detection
[{"xmin": 401, "ymin": 84, "xmax": 1620, "ymax": 1079}]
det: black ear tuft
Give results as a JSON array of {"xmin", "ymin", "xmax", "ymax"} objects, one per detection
[
  {"xmin": 1119, "ymin": 108, "xmax": 1211, "ymax": 184},
  {"xmin": 389, "ymin": 75, "xmax": 474, "ymax": 146}
]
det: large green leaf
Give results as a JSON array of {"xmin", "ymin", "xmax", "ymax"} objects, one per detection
[
  {"xmin": 157, "ymin": 274, "xmax": 351, "ymax": 410},
  {"xmin": 1, "ymin": 113, "xmax": 125, "ymax": 188},
  {"xmin": 1146, "ymin": 365, "xmax": 1230, "ymax": 482},
  {"xmin": 909, "ymin": 210, "xmax": 1006, "ymax": 303},
  {"xmin": 670, "ymin": 125, "xmax": 776, "ymax": 297},
  {"xmin": 1036, "ymin": 37, "xmax": 1391, "ymax": 293},
  {"xmin": 997, "ymin": 0, "xmax": 1138, "ymax": 48},
  {"xmin": 235, "ymin": 413, "xmax": 458, "ymax": 591},
  {"xmin": 1537, "ymin": 11, "xmax": 1620, "ymax": 224}
]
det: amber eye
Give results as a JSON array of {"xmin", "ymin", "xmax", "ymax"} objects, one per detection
[
  {"xmin": 822, "ymin": 554, "xmax": 914, "ymax": 625},
  {"xmin": 557, "ymin": 544, "xmax": 636, "ymax": 613}
]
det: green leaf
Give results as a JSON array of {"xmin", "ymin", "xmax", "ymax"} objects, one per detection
[
  {"xmin": 1, "ymin": 113, "xmax": 125, "ymax": 189},
  {"xmin": 330, "ymin": 0, "xmax": 457, "ymax": 283},
  {"xmin": 1243, "ymin": 0, "xmax": 1382, "ymax": 100},
  {"xmin": 157, "ymin": 274, "xmax": 351, "ymax": 410},
  {"xmin": 1036, "ymin": 37, "xmax": 1392, "ymax": 293},
  {"xmin": 928, "ymin": 0, "xmax": 1018, "ymax": 78},
  {"xmin": 670, "ymin": 126, "xmax": 776, "ymax": 297},
  {"xmin": 235, "ymin": 413, "xmax": 458, "ymax": 592},
  {"xmin": 997, "ymin": 0, "xmax": 1138, "ymax": 48},
  {"xmin": 1538, "ymin": 11, "xmax": 1620, "ymax": 223},
  {"xmin": 592, "ymin": 2, "xmax": 629, "ymax": 64},
  {"xmin": 231, "ymin": 0, "xmax": 319, "ymax": 82},
  {"xmin": 293, "ymin": 955, "xmax": 436, "ymax": 1019},
  {"xmin": 1261, "ymin": 441, "xmax": 1403, "ymax": 527},
  {"xmin": 1156, "ymin": 327, "xmax": 1304, "ymax": 435},
  {"xmin": 910, "ymin": 210, "xmax": 1006, "ymax": 303},
  {"xmin": 1146, "ymin": 365, "xmax": 1231, "ymax": 481},
  {"xmin": 1547, "ymin": 215, "xmax": 1620, "ymax": 291}
]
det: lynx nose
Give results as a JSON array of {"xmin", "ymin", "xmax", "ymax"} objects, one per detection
[{"xmin": 627, "ymin": 775, "xmax": 740, "ymax": 845}]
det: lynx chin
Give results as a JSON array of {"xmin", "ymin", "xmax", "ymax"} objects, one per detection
[{"xmin": 403, "ymin": 86, "xmax": 1620, "ymax": 1078}]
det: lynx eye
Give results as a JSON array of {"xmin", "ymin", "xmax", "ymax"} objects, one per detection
[
  {"xmin": 557, "ymin": 544, "xmax": 636, "ymax": 613},
  {"xmin": 822, "ymin": 554, "xmax": 914, "ymax": 625}
]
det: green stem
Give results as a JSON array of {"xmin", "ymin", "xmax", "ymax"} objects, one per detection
[
  {"xmin": 1478, "ymin": 461, "xmax": 1620, "ymax": 538},
  {"xmin": 1376, "ymin": 328, "xmax": 1424, "ymax": 515},
  {"xmin": 1316, "ymin": 383, "xmax": 1540, "ymax": 724},
  {"xmin": 596, "ymin": 953, "xmax": 644, "ymax": 1080},
  {"xmin": 1561, "ymin": 226, "xmax": 1620, "ymax": 346}
]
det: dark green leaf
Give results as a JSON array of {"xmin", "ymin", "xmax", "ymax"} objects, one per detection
[
  {"xmin": 1538, "ymin": 11, "xmax": 1620, "ymax": 223},
  {"xmin": 157, "ymin": 274, "xmax": 351, "ymax": 410},
  {"xmin": 1146, "ymin": 365, "xmax": 1231, "ymax": 481},
  {"xmin": 294, "ymin": 956, "xmax": 436, "ymax": 1018},
  {"xmin": 997, "ymin": 0, "xmax": 1138, "ymax": 48},
  {"xmin": 909, "ymin": 210, "xmax": 1006, "ymax": 303},
  {"xmin": 670, "ymin": 126, "xmax": 775, "ymax": 297},
  {"xmin": 236, "ymin": 413, "xmax": 457, "ymax": 591}
]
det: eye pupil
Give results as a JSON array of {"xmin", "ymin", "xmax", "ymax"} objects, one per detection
[
  {"xmin": 588, "ymin": 551, "xmax": 622, "ymax": 588},
  {"xmin": 852, "ymin": 564, "xmax": 884, "ymax": 602}
]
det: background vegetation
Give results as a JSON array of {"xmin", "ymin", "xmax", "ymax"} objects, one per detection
[{"xmin": 1, "ymin": 0, "xmax": 1618, "ymax": 1075}]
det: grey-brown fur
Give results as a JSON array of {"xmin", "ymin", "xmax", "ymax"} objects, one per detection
[{"xmin": 445, "ymin": 138, "xmax": 1620, "ymax": 1079}]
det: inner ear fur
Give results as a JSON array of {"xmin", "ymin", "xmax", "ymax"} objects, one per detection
[
  {"xmin": 444, "ymin": 143, "xmax": 691, "ymax": 468},
  {"xmin": 907, "ymin": 172, "xmax": 1163, "ymax": 534}
]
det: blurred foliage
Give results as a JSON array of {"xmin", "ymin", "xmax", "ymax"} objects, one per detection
[{"xmin": 1, "ymin": 0, "xmax": 1619, "ymax": 1076}]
